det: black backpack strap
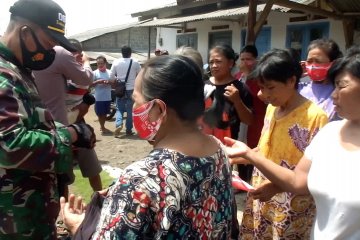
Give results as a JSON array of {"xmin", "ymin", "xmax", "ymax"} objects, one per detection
[{"xmin": 124, "ymin": 59, "xmax": 133, "ymax": 83}]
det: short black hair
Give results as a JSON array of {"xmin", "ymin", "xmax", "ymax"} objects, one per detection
[
  {"xmin": 68, "ymin": 38, "xmax": 82, "ymax": 53},
  {"xmin": 328, "ymin": 45, "xmax": 360, "ymax": 85},
  {"xmin": 240, "ymin": 45, "xmax": 258, "ymax": 58},
  {"xmin": 121, "ymin": 45, "xmax": 132, "ymax": 58},
  {"xmin": 96, "ymin": 55, "xmax": 107, "ymax": 63},
  {"xmin": 251, "ymin": 48, "xmax": 303, "ymax": 89},
  {"xmin": 307, "ymin": 38, "xmax": 342, "ymax": 61},
  {"xmin": 210, "ymin": 43, "xmax": 239, "ymax": 66},
  {"xmin": 141, "ymin": 55, "xmax": 204, "ymax": 121}
]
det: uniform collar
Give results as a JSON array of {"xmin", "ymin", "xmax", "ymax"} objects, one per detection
[{"xmin": 0, "ymin": 41, "xmax": 30, "ymax": 74}]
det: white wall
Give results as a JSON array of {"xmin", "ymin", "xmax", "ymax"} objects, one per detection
[
  {"xmin": 156, "ymin": 27, "xmax": 177, "ymax": 53},
  {"xmin": 155, "ymin": 11, "xmax": 347, "ymax": 64},
  {"xmin": 156, "ymin": 20, "xmax": 243, "ymax": 65},
  {"xmin": 266, "ymin": 11, "xmax": 346, "ymax": 53},
  {"xmin": 329, "ymin": 19, "xmax": 346, "ymax": 53},
  {"xmin": 266, "ymin": 12, "xmax": 297, "ymax": 49}
]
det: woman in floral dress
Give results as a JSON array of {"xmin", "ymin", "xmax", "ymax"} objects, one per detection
[
  {"xmin": 238, "ymin": 49, "xmax": 328, "ymax": 239},
  {"xmin": 60, "ymin": 55, "xmax": 237, "ymax": 239}
]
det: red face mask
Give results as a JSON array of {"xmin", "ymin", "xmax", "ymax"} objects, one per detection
[
  {"xmin": 305, "ymin": 62, "xmax": 332, "ymax": 81},
  {"xmin": 132, "ymin": 100, "xmax": 166, "ymax": 141}
]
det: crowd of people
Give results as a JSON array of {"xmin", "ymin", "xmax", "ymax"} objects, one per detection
[{"xmin": 1, "ymin": 0, "xmax": 360, "ymax": 239}]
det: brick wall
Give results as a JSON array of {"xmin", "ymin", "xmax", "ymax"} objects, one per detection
[{"xmin": 82, "ymin": 27, "xmax": 157, "ymax": 53}]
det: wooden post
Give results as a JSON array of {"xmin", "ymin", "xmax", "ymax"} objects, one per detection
[
  {"xmin": 246, "ymin": 0, "xmax": 258, "ymax": 45},
  {"xmin": 343, "ymin": 19, "xmax": 355, "ymax": 49},
  {"xmin": 254, "ymin": 0, "xmax": 274, "ymax": 38}
]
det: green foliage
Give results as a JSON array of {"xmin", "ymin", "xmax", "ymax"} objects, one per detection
[{"xmin": 69, "ymin": 166, "xmax": 115, "ymax": 203}]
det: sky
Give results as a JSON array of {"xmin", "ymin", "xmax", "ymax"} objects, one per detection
[{"xmin": 0, "ymin": 0, "xmax": 175, "ymax": 36}]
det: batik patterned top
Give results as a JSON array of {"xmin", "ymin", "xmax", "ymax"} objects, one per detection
[
  {"xmin": 0, "ymin": 43, "xmax": 73, "ymax": 240},
  {"xmin": 92, "ymin": 147, "xmax": 235, "ymax": 240},
  {"xmin": 240, "ymin": 101, "xmax": 328, "ymax": 240}
]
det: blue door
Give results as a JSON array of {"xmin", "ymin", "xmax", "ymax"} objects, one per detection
[
  {"xmin": 241, "ymin": 27, "xmax": 271, "ymax": 57},
  {"xmin": 286, "ymin": 22, "xmax": 329, "ymax": 60}
]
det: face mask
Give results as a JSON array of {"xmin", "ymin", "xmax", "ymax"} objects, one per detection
[
  {"xmin": 305, "ymin": 62, "xmax": 332, "ymax": 82},
  {"xmin": 133, "ymin": 99, "xmax": 166, "ymax": 141},
  {"xmin": 98, "ymin": 66, "xmax": 107, "ymax": 72},
  {"xmin": 20, "ymin": 27, "xmax": 56, "ymax": 70}
]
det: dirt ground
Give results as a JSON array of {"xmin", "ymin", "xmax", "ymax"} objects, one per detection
[{"xmin": 85, "ymin": 105, "xmax": 152, "ymax": 169}]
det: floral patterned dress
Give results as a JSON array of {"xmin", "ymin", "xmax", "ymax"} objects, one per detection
[
  {"xmin": 240, "ymin": 100, "xmax": 328, "ymax": 240},
  {"xmin": 92, "ymin": 147, "xmax": 235, "ymax": 240}
]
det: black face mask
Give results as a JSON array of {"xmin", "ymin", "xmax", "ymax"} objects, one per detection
[{"xmin": 20, "ymin": 26, "xmax": 56, "ymax": 70}]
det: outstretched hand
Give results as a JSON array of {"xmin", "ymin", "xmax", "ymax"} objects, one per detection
[
  {"xmin": 60, "ymin": 194, "xmax": 86, "ymax": 236},
  {"xmin": 223, "ymin": 137, "xmax": 251, "ymax": 165},
  {"xmin": 250, "ymin": 180, "xmax": 280, "ymax": 202}
]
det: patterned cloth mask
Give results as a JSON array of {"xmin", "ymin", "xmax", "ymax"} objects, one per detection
[
  {"xmin": 305, "ymin": 62, "xmax": 332, "ymax": 81},
  {"xmin": 132, "ymin": 99, "xmax": 166, "ymax": 141}
]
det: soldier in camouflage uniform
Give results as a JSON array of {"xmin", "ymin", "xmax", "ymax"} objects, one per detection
[{"xmin": 0, "ymin": 0, "xmax": 96, "ymax": 239}]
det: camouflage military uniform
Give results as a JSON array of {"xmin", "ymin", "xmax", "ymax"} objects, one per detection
[{"xmin": 0, "ymin": 43, "xmax": 73, "ymax": 239}]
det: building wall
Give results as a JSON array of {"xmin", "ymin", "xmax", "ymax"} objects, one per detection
[
  {"xmin": 81, "ymin": 11, "xmax": 348, "ymax": 64},
  {"xmin": 157, "ymin": 27, "xmax": 177, "ymax": 54},
  {"xmin": 156, "ymin": 11, "xmax": 347, "ymax": 64},
  {"xmin": 130, "ymin": 27, "xmax": 157, "ymax": 51},
  {"xmin": 82, "ymin": 27, "xmax": 157, "ymax": 53},
  {"xmin": 267, "ymin": 11, "xmax": 346, "ymax": 54},
  {"xmin": 158, "ymin": 20, "xmax": 243, "ymax": 64},
  {"xmin": 329, "ymin": 19, "xmax": 346, "ymax": 50}
]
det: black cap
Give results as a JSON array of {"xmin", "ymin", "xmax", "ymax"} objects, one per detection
[{"xmin": 9, "ymin": 0, "xmax": 76, "ymax": 52}]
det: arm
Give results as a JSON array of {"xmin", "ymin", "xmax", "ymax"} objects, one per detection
[
  {"xmin": 251, "ymin": 180, "xmax": 283, "ymax": 202},
  {"xmin": 224, "ymin": 137, "xmax": 311, "ymax": 195},
  {"xmin": 58, "ymin": 48, "xmax": 93, "ymax": 86},
  {"xmin": 91, "ymin": 69, "xmax": 113, "ymax": 87},
  {"xmin": 63, "ymin": 166, "xmax": 156, "ymax": 239},
  {"xmin": 0, "ymin": 77, "xmax": 74, "ymax": 173},
  {"xmin": 90, "ymin": 79, "xmax": 111, "ymax": 87},
  {"xmin": 224, "ymin": 83, "xmax": 254, "ymax": 125}
]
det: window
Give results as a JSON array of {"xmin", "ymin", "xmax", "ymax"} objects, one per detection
[
  {"xmin": 208, "ymin": 31, "xmax": 233, "ymax": 50},
  {"xmin": 241, "ymin": 27, "xmax": 271, "ymax": 57},
  {"xmin": 176, "ymin": 33, "xmax": 198, "ymax": 49},
  {"xmin": 286, "ymin": 22, "xmax": 329, "ymax": 60}
]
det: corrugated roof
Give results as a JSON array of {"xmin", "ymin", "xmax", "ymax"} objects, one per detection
[
  {"xmin": 68, "ymin": 22, "xmax": 140, "ymax": 42},
  {"xmin": 291, "ymin": 0, "xmax": 315, "ymax": 4},
  {"xmin": 328, "ymin": 0, "xmax": 360, "ymax": 14},
  {"xmin": 137, "ymin": 4, "xmax": 288, "ymax": 27},
  {"xmin": 131, "ymin": 2, "xmax": 178, "ymax": 18}
]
